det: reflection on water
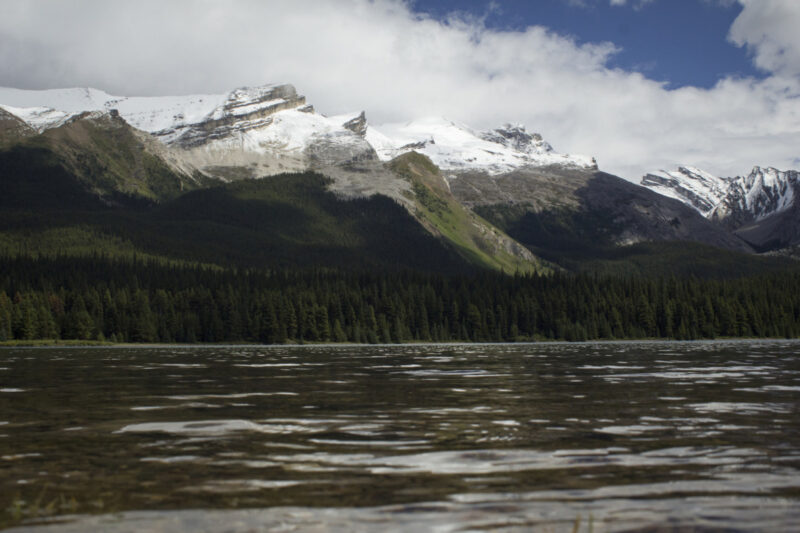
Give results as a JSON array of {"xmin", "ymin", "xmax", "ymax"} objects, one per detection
[{"xmin": 1, "ymin": 341, "xmax": 799, "ymax": 531}]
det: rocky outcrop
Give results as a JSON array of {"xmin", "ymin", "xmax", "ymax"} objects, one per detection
[
  {"xmin": 341, "ymin": 111, "xmax": 367, "ymax": 137},
  {"xmin": 167, "ymin": 85, "xmax": 307, "ymax": 148},
  {"xmin": 479, "ymin": 124, "xmax": 553, "ymax": 154},
  {"xmin": 306, "ymin": 132, "xmax": 378, "ymax": 167},
  {"xmin": 642, "ymin": 166, "xmax": 798, "ymax": 227},
  {"xmin": 641, "ymin": 165, "xmax": 800, "ymax": 250},
  {"xmin": 641, "ymin": 168, "xmax": 727, "ymax": 214},
  {"xmin": 399, "ymin": 139, "xmax": 432, "ymax": 150},
  {"xmin": 710, "ymin": 167, "xmax": 798, "ymax": 228}
]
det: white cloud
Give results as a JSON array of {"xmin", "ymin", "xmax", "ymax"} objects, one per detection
[
  {"xmin": 609, "ymin": 0, "xmax": 656, "ymax": 10},
  {"xmin": 567, "ymin": 0, "xmax": 655, "ymax": 9},
  {"xmin": 0, "ymin": 0, "xmax": 797, "ymax": 181},
  {"xmin": 729, "ymin": 0, "xmax": 800, "ymax": 78}
]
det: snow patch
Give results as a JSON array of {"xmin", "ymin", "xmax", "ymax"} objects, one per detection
[
  {"xmin": 642, "ymin": 165, "xmax": 799, "ymax": 223},
  {"xmin": 1, "ymin": 84, "xmax": 596, "ymax": 178},
  {"xmin": 369, "ymin": 117, "xmax": 594, "ymax": 174},
  {"xmin": 0, "ymin": 104, "xmax": 75, "ymax": 133}
]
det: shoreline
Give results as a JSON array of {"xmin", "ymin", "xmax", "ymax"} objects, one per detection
[{"xmin": 1, "ymin": 338, "xmax": 799, "ymax": 349}]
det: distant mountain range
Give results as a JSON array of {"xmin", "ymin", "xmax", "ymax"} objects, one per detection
[
  {"xmin": 0, "ymin": 84, "xmax": 595, "ymax": 186},
  {"xmin": 641, "ymin": 166, "xmax": 800, "ymax": 251},
  {"xmin": 0, "ymin": 83, "xmax": 796, "ymax": 276}
]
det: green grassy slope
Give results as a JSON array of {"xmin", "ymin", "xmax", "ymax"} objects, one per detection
[
  {"xmin": 389, "ymin": 152, "xmax": 546, "ymax": 274},
  {"xmin": 0, "ymin": 170, "xmax": 473, "ymax": 273},
  {"xmin": 3, "ymin": 112, "xmax": 206, "ymax": 205},
  {"xmin": 0, "ymin": 117, "xmax": 482, "ymax": 272},
  {"xmin": 3, "ymin": 113, "xmax": 790, "ymax": 278}
]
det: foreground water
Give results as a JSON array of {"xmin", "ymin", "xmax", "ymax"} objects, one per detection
[{"xmin": 1, "ymin": 342, "xmax": 799, "ymax": 532}]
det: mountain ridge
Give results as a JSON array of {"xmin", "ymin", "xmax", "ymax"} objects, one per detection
[
  {"xmin": 0, "ymin": 82, "xmax": 792, "ymax": 275},
  {"xmin": 0, "ymin": 86, "xmax": 549, "ymax": 273},
  {"xmin": 0, "ymin": 84, "xmax": 595, "ymax": 181},
  {"xmin": 641, "ymin": 165, "xmax": 800, "ymax": 251}
]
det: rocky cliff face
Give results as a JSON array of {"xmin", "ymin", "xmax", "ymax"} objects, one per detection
[
  {"xmin": 2, "ymin": 82, "xmax": 788, "ymax": 264},
  {"xmin": 341, "ymin": 111, "xmax": 368, "ymax": 137},
  {"xmin": 641, "ymin": 165, "xmax": 800, "ymax": 250},
  {"xmin": 641, "ymin": 166, "xmax": 730, "ymax": 215},
  {"xmin": 144, "ymin": 87, "xmax": 383, "ymax": 194},
  {"xmin": 478, "ymin": 124, "xmax": 553, "ymax": 155},
  {"xmin": 450, "ymin": 166, "xmax": 752, "ymax": 255},
  {"xmin": 642, "ymin": 166, "xmax": 798, "ymax": 227},
  {"xmin": 306, "ymin": 131, "xmax": 378, "ymax": 167},
  {"xmin": 0, "ymin": 84, "xmax": 417, "ymax": 227},
  {"xmin": 161, "ymin": 85, "xmax": 308, "ymax": 148},
  {"xmin": 0, "ymin": 84, "xmax": 377, "ymax": 182},
  {"xmin": 0, "ymin": 84, "xmax": 599, "ymax": 202},
  {"xmin": 710, "ymin": 167, "xmax": 798, "ymax": 229}
]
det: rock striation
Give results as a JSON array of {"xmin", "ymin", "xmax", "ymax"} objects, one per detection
[
  {"xmin": 642, "ymin": 165, "xmax": 798, "ymax": 229},
  {"xmin": 642, "ymin": 165, "xmax": 800, "ymax": 250},
  {"xmin": 164, "ymin": 85, "xmax": 308, "ymax": 148},
  {"xmin": 710, "ymin": 167, "xmax": 798, "ymax": 228},
  {"xmin": 641, "ymin": 166, "xmax": 729, "ymax": 215}
]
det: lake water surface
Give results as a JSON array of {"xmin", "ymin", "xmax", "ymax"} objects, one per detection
[{"xmin": 1, "ymin": 341, "xmax": 799, "ymax": 532}]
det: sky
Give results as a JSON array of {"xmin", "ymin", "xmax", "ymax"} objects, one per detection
[
  {"xmin": 413, "ymin": 0, "xmax": 763, "ymax": 89},
  {"xmin": 0, "ymin": 0, "xmax": 798, "ymax": 181}
]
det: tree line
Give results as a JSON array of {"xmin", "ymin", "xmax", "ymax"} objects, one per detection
[{"xmin": 1, "ymin": 255, "xmax": 799, "ymax": 343}]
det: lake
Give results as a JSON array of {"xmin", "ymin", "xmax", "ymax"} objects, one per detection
[{"xmin": 1, "ymin": 341, "xmax": 799, "ymax": 532}]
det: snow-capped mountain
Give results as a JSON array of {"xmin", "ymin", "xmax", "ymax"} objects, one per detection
[
  {"xmin": 0, "ymin": 84, "xmax": 403, "ymax": 199},
  {"xmin": 0, "ymin": 84, "xmax": 595, "ymax": 180},
  {"xmin": 641, "ymin": 166, "xmax": 732, "ymax": 216},
  {"xmin": 0, "ymin": 83, "xmax": 771, "ymax": 267},
  {"xmin": 0, "ymin": 84, "xmax": 565, "ymax": 272},
  {"xmin": 641, "ymin": 165, "xmax": 799, "ymax": 229},
  {"xmin": 712, "ymin": 167, "xmax": 798, "ymax": 226},
  {"xmin": 0, "ymin": 85, "xmax": 305, "ymax": 140},
  {"xmin": 0, "ymin": 84, "xmax": 369, "ymax": 157},
  {"xmin": 367, "ymin": 117, "xmax": 595, "ymax": 175}
]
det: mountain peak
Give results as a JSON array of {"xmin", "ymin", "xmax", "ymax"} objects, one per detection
[
  {"xmin": 341, "ymin": 111, "xmax": 368, "ymax": 137},
  {"xmin": 369, "ymin": 118, "xmax": 595, "ymax": 175},
  {"xmin": 642, "ymin": 164, "xmax": 799, "ymax": 230},
  {"xmin": 480, "ymin": 123, "xmax": 553, "ymax": 156},
  {"xmin": 0, "ymin": 83, "xmax": 596, "ymax": 180},
  {"xmin": 208, "ymin": 84, "xmax": 302, "ymax": 121},
  {"xmin": 640, "ymin": 166, "xmax": 730, "ymax": 214}
]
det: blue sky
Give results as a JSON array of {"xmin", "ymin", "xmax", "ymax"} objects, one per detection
[{"xmin": 412, "ymin": 0, "xmax": 761, "ymax": 89}]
